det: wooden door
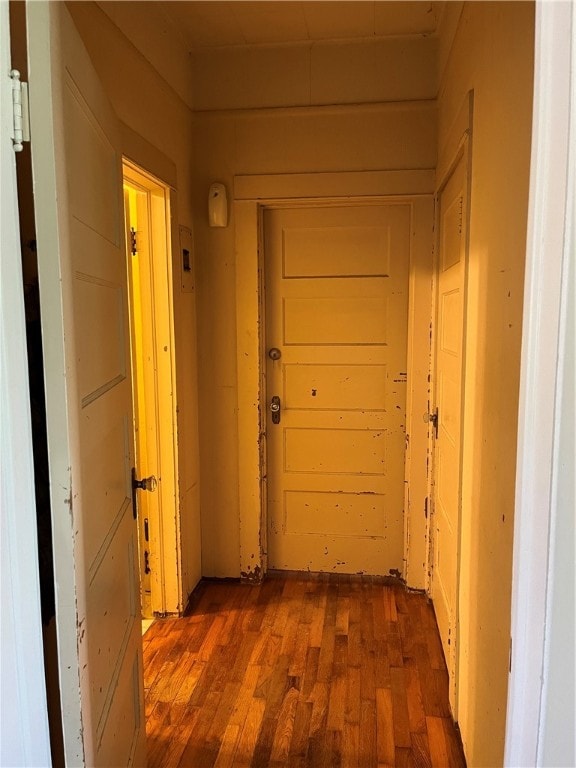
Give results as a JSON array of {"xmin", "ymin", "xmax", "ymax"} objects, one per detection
[
  {"xmin": 124, "ymin": 182, "xmax": 154, "ymax": 620},
  {"xmin": 265, "ymin": 203, "xmax": 411, "ymax": 575},
  {"xmin": 431, "ymin": 149, "xmax": 468, "ymax": 712},
  {"xmin": 124, "ymin": 163, "xmax": 180, "ymax": 619},
  {"xmin": 27, "ymin": 4, "xmax": 146, "ymax": 765}
]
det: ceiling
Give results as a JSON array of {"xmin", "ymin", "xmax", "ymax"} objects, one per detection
[{"xmin": 160, "ymin": 1, "xmax": 444, "ymax": 50}]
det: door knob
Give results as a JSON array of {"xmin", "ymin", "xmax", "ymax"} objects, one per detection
[
  {"xmin": 270, "ymin": 395, "xmax": 281, "ymax": 424},
  {"xmin": 132, "ymin": 470, "xmax": 157, "ymax": 492},
  {"xmin": 131, "ymin": 468, "xmax": 157, "ymax": 520},
  {"xmin": 268, "ymin": 347, "xmax": 281, "ymax": 361},
  {"xmin": 424, "ymin": 408, "xmax": 439, "ymax": 439}
]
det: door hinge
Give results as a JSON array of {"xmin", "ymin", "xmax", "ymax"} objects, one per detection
[
  {"xmin": 130, "ymin": 227, "xmax": 138, "ymax": 256},
  {"xmin": 10, "ymin": 70, "xmax": 30, "ymax": 152}
]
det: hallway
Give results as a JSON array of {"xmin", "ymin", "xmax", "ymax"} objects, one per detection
[{"xmin": 143, "ymin": 572, "xmax": 465, "ymax": 767}]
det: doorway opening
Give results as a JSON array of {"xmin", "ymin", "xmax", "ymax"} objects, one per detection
[{"xmin": 123, "ymin": 160, "xmax": 180, "ymax": 623}]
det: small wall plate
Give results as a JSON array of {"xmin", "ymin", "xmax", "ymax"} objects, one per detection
[{"xmin": 179, "ymin": 225, "xmax": 194, "ymax": 293}]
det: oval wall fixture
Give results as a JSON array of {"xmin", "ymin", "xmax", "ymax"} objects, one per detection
[{"xmin": 208, "ymin": 182, "xmax": 228, "ymax": 227}]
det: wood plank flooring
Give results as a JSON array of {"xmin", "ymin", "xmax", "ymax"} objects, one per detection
[{"xmin": 143, "ymin": 572, "xmax": 466, "ymax": 768}]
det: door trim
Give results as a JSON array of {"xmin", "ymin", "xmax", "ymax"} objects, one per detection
[
  {"xmin": 118, "ymin": 133, "xmax": 190, "ymax": 615},
  {"xmin": 506, "ymin": 1, "xmax": 575, "ymax": 762},
  {"xmin": 234, "ymin": 170, "xmax": 434, "ymax": 584},
  {"xmin": 1, "ymin": 3, "xmax": 52, "ymax": 763}
]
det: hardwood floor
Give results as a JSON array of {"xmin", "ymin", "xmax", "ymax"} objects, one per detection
[{"xmin": 143, "ymin": 572, "xmax": 466, "ymax": 767}]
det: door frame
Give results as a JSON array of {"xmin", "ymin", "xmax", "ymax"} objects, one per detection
[
  {"xmin": 234, "ymin": 170, "xmax": 435, "ymax": 586},
  {"xmin": 0, "ymin": 3, "xmax": 52, "ymax": 764},
  {"xmin": 120, "ymin": 133, "xmax": 188, "ymax": 615},
  {"xmin": 505, "ymin": 0, "xmax": 575, "ymax": 762}
]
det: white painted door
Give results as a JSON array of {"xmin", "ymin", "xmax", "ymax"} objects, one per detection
[
  {"xmin": 27, "ymin": 4, "xmax": 146, "ymax": 765},
  {"xmin": 431, "ymin": 149, "xmax": 468, "ymax": 712},
  {"xmin": 265, "ymin": 204, "xmax": 411, "ymax": 575}
]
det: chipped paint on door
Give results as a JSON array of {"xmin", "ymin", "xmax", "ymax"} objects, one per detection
[
  {"xmin": 265, "ymin": 204, "xmax": 411, "ymax": 574},
  {"xmin": 27, "ymin": 4, "xmax": 146, "ymax": 763}
]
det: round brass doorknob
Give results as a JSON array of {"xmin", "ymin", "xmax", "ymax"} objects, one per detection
[{"xmin": 268, "ymin": 347, "xmax": 281, "ymax": 360}]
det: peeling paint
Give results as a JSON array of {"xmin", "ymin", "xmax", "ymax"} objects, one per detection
[
  {"xmin": 64, "ymin": 487, "xmax": 73, "ymax": 522},
  {"xmin": 240, "ymin": 564, "xmax": 262, "ymax": 584}
]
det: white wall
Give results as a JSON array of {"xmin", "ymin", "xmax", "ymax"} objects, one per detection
[
  {"xmin": 193, "ymin": 36, "xmax": 437, "ymax": 111},
  {"xmin": 195, "ymin": 105, "xmax": 436, "ymax": 578},
  {"xmin": 539, "ymin": 189, "xmax": 575, "ymax": 766},
  {"xmin": 437, "ymin": 2, "xmax": 535, "ymax": 765},
  {"xmin": 535, "ymin": 13, "xmax": 576, "ymax": 765},
  {"xmin": 67, "ymin": 2, "xmax": 202, "ymax": 599}
]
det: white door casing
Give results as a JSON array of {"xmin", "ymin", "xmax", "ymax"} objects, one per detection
[
  {"xmin": 506, "ymin": 2, "xmax": 576, "ymax": 764},
  {"xmin": 27, "ymin": 4, "xmax": 146, "ymax": 765},
  {"xmin": 0, "ymin": 3, "xmax": 52, "ymax": 764}
]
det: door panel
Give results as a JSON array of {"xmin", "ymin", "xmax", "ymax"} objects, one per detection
[
  {"xmin": 266, "ymin": 204, "xmax": 411, "ymax": 574},
  {"xmin": 285, "ymin": 363, "xmax": 388, "ymax": 411},
  {"xmin": 431, "ymin": 150, "xmax": 468, "ymax": 713},
  {"xmin": 283, "ymin": 296, "xmax": 389, "ymax": 344},
  {"xmin": 28, "ymin": 5, "xmax": 145, "ymax": 765}
]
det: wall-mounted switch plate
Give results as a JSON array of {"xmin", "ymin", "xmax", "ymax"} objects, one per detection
[{"xmin": 179, "ymin": 225, "xmax": 194, "ymax": 293}]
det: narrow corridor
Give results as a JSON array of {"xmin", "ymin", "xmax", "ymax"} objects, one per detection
[{"xmin": 144, "ymin": 572, "xmax": 466, "ymax": 767}]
